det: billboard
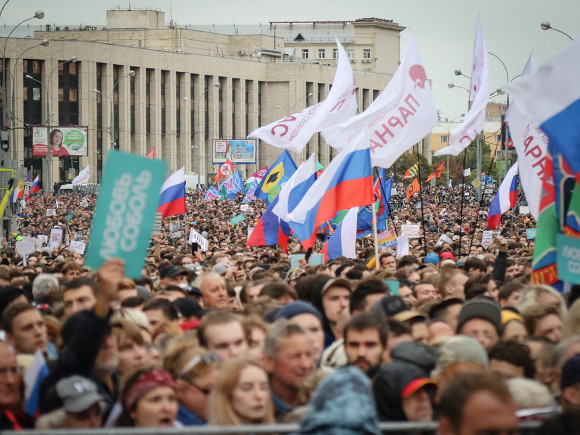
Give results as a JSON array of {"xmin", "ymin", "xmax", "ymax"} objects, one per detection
[
  {"xmin": 32, "ymin": 126, "xmax": 88, "ymax": 157},
  {"xmin": 212, "ymin": 139, "xmax": 256, "ymax": 164}
]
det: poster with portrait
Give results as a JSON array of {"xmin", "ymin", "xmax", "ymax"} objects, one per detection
[
  {"xmin": 32, "ymin": 126, "xmax": 88, "ymax": 157},
  {"xmin": 212, "ymin": 139, "xmax": 256, "ymax": 164}
]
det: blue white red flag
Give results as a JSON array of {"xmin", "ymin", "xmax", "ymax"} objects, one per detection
[
  {"xmin": 243, "ymin": 179, "xmax": 260, "ymax": 203},
  {"xmin": 158, "ymin": 167, "xmax": 186, "ymax": 219},
  {"xmin": 357, "ymin": 170, "xmax": 392, "ymax": 239},
  {"xmin": 273, "ymin": 153, "xmax": 318, "ymax": 222},
  {"xmin": 323, "ymin": 207, "xmax": 358, "ymax": 262},
  {"xmin": 287, "ymin": 136, "xmax": 374, "ymax": 249},
  {"xmin": 204, "ymin": 186, "xmax": 222, "ymax": 201},
  {"xmin": 29, "ymin": 176, "xmax": 40, "ymax": 194},
  {"xmin": 246, "ymin": 195, "xmax": 291, "ymax": 253},
  {"xmin": 487, "ymin": 162, "xmax": 518, "ymax": 229}
]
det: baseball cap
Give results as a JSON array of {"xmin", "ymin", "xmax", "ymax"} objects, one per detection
[
  {"xmin": 160, "ymin": 264, "xmax": 188, "ymax": 280},
  {"xmin": 321, "ymin": 277, "xmax": 352, "ymax": 296},
  {"xmin": 392, "ymin": 310, "xmax": 427, "ymax": 323},
  {"xmin": 56, "ymin": 375, "xmax": 104, "ymax": 413},
  {"xmin": 370, "ymin": 295, "xmax": 410, "ymax": 318},
  {"xmin": 435, "ymin": 335, "xmax": 489, "ymax": 373},
  {"xmin": 401, "ymin": 378, "xmax": 438, "ymax": 398},
  {"xmin": 561, "ymin": 354, "xmax": 580, "ymax": 390},
  {"xmin": 173, "ymin": 297, "xmax": 208, "ymax": 319}
]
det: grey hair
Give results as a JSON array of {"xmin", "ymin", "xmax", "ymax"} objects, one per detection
[
  {"xmin": 518, "ymin": 284, "xmax": 568, "ymax": 318},
  {"xmin": 32, "ymin": 274, "xmax": 59, "ymax": 298},
  {"xmin": 506, "ymin": 377, "xmax": 554, "ymax": 410},
  {"xmin": 263, "ymin": 318, "xmax": 305, "ymax": 360}
]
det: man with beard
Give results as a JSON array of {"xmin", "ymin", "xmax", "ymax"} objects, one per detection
[{"xmin": 343, "ymin": 313, "xmax": 389, "ymax": 378}]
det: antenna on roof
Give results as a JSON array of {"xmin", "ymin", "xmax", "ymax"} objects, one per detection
[{"xmin": 169, "ymin": 0, "xmax": 173, "ymax": 24}]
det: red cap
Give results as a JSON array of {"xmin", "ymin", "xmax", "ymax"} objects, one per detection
[{"xmin": 401, "ymin": 378, "xmax": 437, "ymax": 398}]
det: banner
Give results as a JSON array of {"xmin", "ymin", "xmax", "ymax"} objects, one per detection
[
  {"xmin": 230, "ymin": 213, "xmax": 246, "ymax": 226},
  {"xmin": 69, "ymin": 240, "xmax": 86, "ymax": 255},
  {"xmin": 401, "ymin": 224, "xmax": 420, "ymax": 239},
  {"xmin": 213, "ymin": 140, "xmax": 257, "ymax": 164},
  {"xmin": 377, "ymin": 229, "xmax": 397, "ymax": 248},
  {"xmin": 434, "ymin": 14, "xmax": 489, "ymax": 156},
  {"xmin": 32, "ymin": 126, "xmax": 89, "ymax": 157},
  {"xmin": 85, "ymin": 151, "xmax": 167, "ymax": 278}
]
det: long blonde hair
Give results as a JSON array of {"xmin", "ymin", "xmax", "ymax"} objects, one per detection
[{"xmin": 208, "ymin": 357, "xmax": 275, "ymax": 426}]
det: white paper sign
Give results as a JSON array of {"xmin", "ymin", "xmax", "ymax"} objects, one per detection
[
  {"xmin": 70, "ymin": 240, "xmax": 86, "ymax": 255},
  {"xmin": 436, "ymin": 234, "xmax": 453, "ymax": 247},
  {"xmin": 481, "ymin": 230, "xmax": 494, "ymax": 249},
  {"xmin": 80, "ymin": 200, "xmax": 89, "ymax": 207},
  {"xmin": 240, "ymin": 204, "xmax": 250, "ymax": 211},
  {"xmin": 37, "ymin": 235, "xmax": 48, "ymax": 245},
  {"xmin": 46, "ymin": 208, "xmax": 56, "ymax": 216},
  {"xmin": 401, "ymin": 224, "xmax": 420, "ymax": 239},
  {"xmin": 49, "ymin": 228, "xmax": 63, "ymax": 251},
  {"xmin": 519, "ymin": 206, "xmax": 530, "ymax": 215},
  {"xmin": 189, "ymin": 228, "xmax": 208, "ymax": 252},
  {"xmin": 152, "ymin": 212, "xmax": 162, "ymax": 236},
  {"xmin": 396, "ymin": 236, "xmax": 409, "ymax": 259},
  {"xmin": 247, "ymin": 226, "xmax": 254, "ymax": 241},
  {"xmin": 16, "ymin": 237, "xmax": 36, "ymax": 257},
  {"xmin": 169, "ymin": 222, "xmax": 181, "ymax": 232}
]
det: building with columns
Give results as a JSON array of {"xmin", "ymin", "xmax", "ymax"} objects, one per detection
[{"xmin": 0, "ymin": 7, "xmax": 420, "ymax": 189}]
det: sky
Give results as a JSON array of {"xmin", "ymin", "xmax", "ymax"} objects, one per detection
[{"xmin": 1, "ymin": 0, "xmax": 578, "ymax": 121}]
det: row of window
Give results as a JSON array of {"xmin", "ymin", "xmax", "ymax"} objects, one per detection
[{"xmin": 301, "ymin": 48, "xmax": 372, "ymax": 60}]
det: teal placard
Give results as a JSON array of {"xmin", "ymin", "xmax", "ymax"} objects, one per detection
[
  {"xmin": 556, "ymin": 233, "xmax": 580, "ymax": 284},
  {"xmin": 85, "ymin": 151, "xmax": 167, "ymax": 278},
  {"xmin": 65, "ymin": 213, "xmax": 74, "ymax": 222},
  {"xmin": 526, "ymin": 228, "xmax": 537, "ymax": 240},
  {"xmin": 230, "ymin": 213, "xmax": 246, "ymax": 226}
]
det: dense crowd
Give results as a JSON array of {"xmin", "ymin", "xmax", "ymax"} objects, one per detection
[{"xmin": 0, "ymin": 185, "xmax": 577, "ymax": 434}]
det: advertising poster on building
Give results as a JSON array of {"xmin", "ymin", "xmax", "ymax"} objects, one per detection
[
  {"xmin": 213, "ymin": 139, "xmax": 257, "ymax": 164},
  {"xmin": 32, "ymin": 126, "xmax": 89, "ymax": 157}
]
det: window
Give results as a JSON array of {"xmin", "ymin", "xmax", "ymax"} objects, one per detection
[
  {"xmin": 495, "ymin": 134, "xmax": 501, "ymax": 142},
  {"xmin": 333, "ymin": 48, "xmax": 338, "ymax": 59},
  {"xmin": 318, "ymin": 48, "xmax": 325, "ymax": 59},
  {"xmin": 441, "ymin": 135, "xmax": 449, "ymax": 143},
  {"xmin": 363, "ymin": 48, "xmax": 371, "ymax": 59},
  {"xmin": 347, "ymin": 49, "xmax": 355, "ymax": 59},
  {"xmin": 301, "ymin": 49, "xmax": 309, "ymax": 59}
]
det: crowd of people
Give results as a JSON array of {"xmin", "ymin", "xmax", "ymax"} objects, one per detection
[{"xmin": 0, "ymin": 184, "xmax": 577, "ymax": 434}]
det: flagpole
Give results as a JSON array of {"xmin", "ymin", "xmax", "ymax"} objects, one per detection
[
  {"xmin": 414, "ymin": 147, "xmax": 428, "ymax": 258},
  {"xmin": 458, "ymin": 149, "xmax": 467, "ymax": 259},
  {"xmin": 372, "ymin": 201, "xmax": 379, "ymax": 270}
]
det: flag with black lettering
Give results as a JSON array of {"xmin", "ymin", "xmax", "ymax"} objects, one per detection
[{"xmin": 426, "ymin": 162, "xmax": 445, "ymax": 182}]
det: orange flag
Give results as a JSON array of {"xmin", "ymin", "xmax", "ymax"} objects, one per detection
[
  {"xmin": 426, "ymin": 162, "xmax": 445, "ymax": 182},
  {"xmin": 405, "ymin": 178, "xmax": 420, "ymax": 201}
]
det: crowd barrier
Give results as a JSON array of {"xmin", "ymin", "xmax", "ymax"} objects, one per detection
[{"xmin": 4, "ymin": 420, "xmax": 543, "ymax": 435}]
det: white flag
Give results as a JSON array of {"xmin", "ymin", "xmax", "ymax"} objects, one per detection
[
  {"xmin": 248, "ymin": 40, "xmax": 357, "ymax": 152},
  {"xmin": 322, "ymin": 35, "xmax": 437, "ymax": 168},
  {"xmin": 463, "ymin": 168, "xmax": 471, "ymax": 176},
  {"xmin": 72, "ymin": 165, "xmax": 90, "ymax": 185},
  {"xmin": 505, "ymin": 54, "xmax": 546, "ymax": 219},
  {"xmin": 434, "ymin": 15, "xmax": 490, "ymax": 156}
]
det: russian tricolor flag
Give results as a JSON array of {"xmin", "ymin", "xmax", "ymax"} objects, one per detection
[
  {"xmin": 273, "ymin": 154, "xmax": 318, "ymax": 222},
  {"xmin": 288, "ymin": 136, "xmax": 374, "ymax": 250},
  {"xmin": 246, "ymin": 195, "xmax": 291, "ymax": 253},
  {"xmin": 158, "ymin": 167, "xmax": 186, "ymax": 220},
  {"xmin": 323, "ymin": 207, "xmax": 358, "ymax": 261},
  {"xmin": 488, "ymin": 162, "xmax": 518, "ymax": 230},
  {"xmin": 29, "ymin": 176, "xmax": 40, "ymax": 194}
]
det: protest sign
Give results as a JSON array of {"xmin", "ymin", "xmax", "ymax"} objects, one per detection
[
  {"xmin": 436, "ymin": 234, "xmax": 453, "ymax": 247},
  {"xmin": 230, "ymin": 213, "xmax": 246, "ymax": 226},
  {"xmin": 37, "ymin": 235, "xmax": 48, "ymax": 246},
  {"xmin": 377, "ymin": 229, "xmax": 397, "ymax": 248},
  {"xmin": 70, "ymin": 240, "xmax": 86, "ymax": 255},
  {"xmin": 396, "ymin": 236, "xmax": 409, "ymax": 258},
  {"xmin": 85, "ymin": 151, "xmax": 167, "ymax": 278},
  {"xmin": 519, "ymin": 206, "xmax": 530, "ymax": 215},
  {"xmin": 189, "ymin": 228, "xmax": 208, "ymax": 251},
  {"xmin": 526, "ymin": 228, "xmax": 537, "ymax": 240},
  {"xmin": 16, "ymin": 237, "xmax": 36, "ymax": 257},
  {"xmin": 290, "ymin": 253, "xmax": 324, "ymax": 268},
  {"xmin": 80, "ymin": 199, "xmax": 89, "ymax": 207},
  {"xmin": 557, "ymin": 234, "xmax": 580, "ymax": 284},
  {"xmin": 481, "ymin": 231, "xmax": 494, "ymax": 249},
  {"xmin": 169, "ymin": 222, "xmax": 180, "ymax": 232},
  {"xmin": 152, "ymin": 213, "xmax": 162, "ymax": 236},
  {"xmin": 46, "ymin": 209, "xmax": 56, "ymax": 216},
  {"xmin": 50, "ymin": 228, "xmax": 63, "ymax": 251},
  {"xmin": 65, "ymin": 213, "xmax": 74, "ymax": 222},
  {"xmin": 401, "ymin": 224, "xmax": 420, "ymax": 239}
]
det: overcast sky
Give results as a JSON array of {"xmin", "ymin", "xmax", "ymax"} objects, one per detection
[{"xmin": 2, "ymin": 0, "xmax": 577, "ymax": 121}]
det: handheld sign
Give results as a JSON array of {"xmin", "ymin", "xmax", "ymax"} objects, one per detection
[
  {"xmin": 85, "ymin": 151, "xmax": 167, "ymax": 278},
  {"xmin": 189, "ymin": 228, "xmax": 208, "ymax": 251},
  {"xmin": 230, "ymin": 213, "xmax": 246, "ymax": 226},
  {"xmin": 481, "ymin": 231, "xmax": 493, "ymax": 249}
]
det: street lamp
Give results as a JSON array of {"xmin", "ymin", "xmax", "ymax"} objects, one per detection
[
  {"xmin": 439, "ymin": 113, "xmax": 465, "ymax": 187},
  {"xmin": 541, "ymin": 21, "xmax": 574, "ymax": 41},
  {"xmin": 184, "ymin": 82, "xmax": 220, "ymax": 188},
  {"xmin": 448, "ymin": 83, "xmax": 470, "ymax": 93},
  {"xmin": 2, "ymin": 10, "xmax": 44, "ymax": 130},
  {"xmin": 291, "ymin": 92, "xmax": 313, "ymax": 114},
  {"xmin": 10, "ymin": 39, "xmax": 49, "ymax": 160},
  {"xmin": 454, "ymin": 69, "xmax": 471, "ymax": 80}
]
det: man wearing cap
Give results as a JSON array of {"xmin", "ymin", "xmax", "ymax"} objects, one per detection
[
  {"xmin": 158, "ymin": 264, "xmax": 189, "ymax": 290},
  {"xmin": 37, "ymin": 376, "xmax": 104, "ymax": 429},
  {"xmin": 456, "ymin": 297, "xmax": 502, "ymax": 350},
  {"xmin": 433, "ymin": 336, "xmax": 489, "ymax": 389},
  {"xmin": 275, "ymin": 301, "xmax": 325, "ymax": 363}
]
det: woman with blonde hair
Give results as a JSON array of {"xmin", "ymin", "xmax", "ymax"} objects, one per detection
[{"xmin": 208, "ymin": 357, "xmax": 275, "ymax": 426}]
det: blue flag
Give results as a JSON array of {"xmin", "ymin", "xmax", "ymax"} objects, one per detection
[
  {"xmin": 221, "ymin": 170, "xmax": 244, "ymax": 200},
  {"xmin": 357, "ymin": 170, "xmax": 393, "ymax": 239},
  {"xmin": 255, "ymin": 150, "xmax": 297, "ymax": 204}
]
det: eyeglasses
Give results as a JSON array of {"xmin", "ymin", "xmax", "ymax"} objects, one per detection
[
  {"xmin": 186, "ymin": 380, "xmax": 212, "ymax": 396},
  {"xmin": 0, "ymin": 366, "xmax": 23, "ymax": 377},
  {"xmin": 177, "ymin": 353, "xmax": 221, "ymax": 378}
]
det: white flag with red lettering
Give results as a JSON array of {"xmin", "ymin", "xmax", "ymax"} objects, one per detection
[
  {"xmin": 248, "ymin": 40, "xmax": 357, "ymax": 152},
  {"xmin": 505, "ymin": 54, "xmax": 546, "ymax": 219},
  {"xmin": 322, "ymin": 35, "xmax": 437, "ymax": 168},
  {"xmin": 435, "ymin": 14, "xmax": 489, "ymax": 156}
]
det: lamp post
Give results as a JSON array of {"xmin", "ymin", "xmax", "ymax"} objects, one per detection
[
  {"xmin": 2, "ymin": 10, "xmax": 44, "ymax": 130},
  {"xmin": 439, "ymin": 113, "xmax": 465, "ymax": 187},
  {"xmin": 10, "ymin": 39, "xmax": 49, "ymax": 161},
  {"xmin": 110, "ymin": 70, "xmax": 135, "ymax": 151},
  {"xmin": 541, "ymin": 21, "xmax": 574, "ymax": 41}
]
